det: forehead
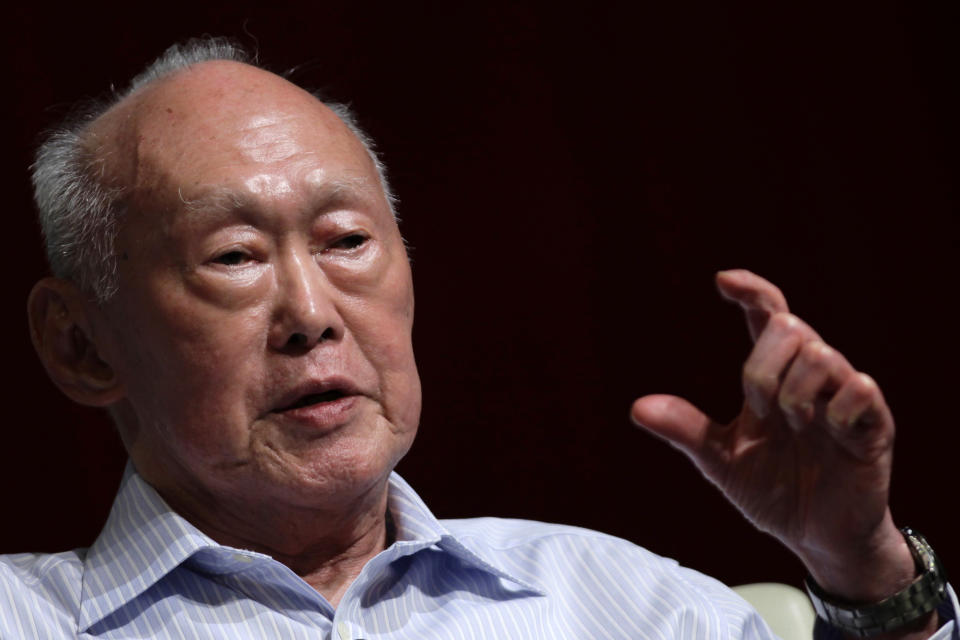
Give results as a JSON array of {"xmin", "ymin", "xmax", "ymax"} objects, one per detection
[{"xmin": 88, "ymin": 61, "xmax": 379, "ymax": 207}]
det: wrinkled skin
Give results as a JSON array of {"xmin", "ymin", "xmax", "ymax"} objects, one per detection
[
  {"xmin": 632, "ymin": 270, "xmax": 937, "ymax": 638},
  {"xmin": 57, "ymin": 61, "xmax": 421, "ymax": 603}
]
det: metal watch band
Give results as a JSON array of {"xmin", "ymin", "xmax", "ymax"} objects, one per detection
[{"xmin": 804, "ymin": 527, "xmax": 948, "ymax": 637}]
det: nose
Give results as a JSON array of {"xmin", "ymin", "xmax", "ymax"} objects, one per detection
[{"xmin": 269, "ymin": 246, "xmax": 344, "ymax": 352}]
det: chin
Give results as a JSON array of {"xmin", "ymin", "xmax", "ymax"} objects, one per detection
[{"xmin": 271, "ymin": 438, "xmax": 409, "ymax": 505}]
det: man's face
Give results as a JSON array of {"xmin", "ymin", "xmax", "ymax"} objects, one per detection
[{"xmin": 89, "ymin": 62, "xmax": 420, "ymax": 515}]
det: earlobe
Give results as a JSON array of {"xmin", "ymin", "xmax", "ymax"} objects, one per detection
[{"xmin": 27, "ymin": 278, "xmax": 125, "ymax": 407}]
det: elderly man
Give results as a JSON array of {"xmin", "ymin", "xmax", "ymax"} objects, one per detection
[{"xmin": 1, "ymin": 38, "xmax": 954, "ymax": 639}]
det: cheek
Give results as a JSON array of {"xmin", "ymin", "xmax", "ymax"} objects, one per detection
[
  {"xmin": 374, "ymin": 334, "xmax": 421, "ymax": 432},
  {"xmin": 391, "ymin": 365, "xmax": 422, "ymax": 435},
  {"xmin": 341, "ymin": 259, "xmax": 419, "ymax": 425},
  {"xmin": 108, "ymin": 288, "xmax": 269, "ymax": 426}
]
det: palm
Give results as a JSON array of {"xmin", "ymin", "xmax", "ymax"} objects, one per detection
[{"xmin": 702, "ymin": 400, "xmax": 891, "ymax": 556}]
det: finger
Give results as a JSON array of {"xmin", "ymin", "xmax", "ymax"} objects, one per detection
[
  {"xmin": 742, "ymin": 312, "xmax": 821, "ymax": 418},
  {"xmin": 716, "ymin": 269, "xmax": 790, "ymax": 341},
  {"xmin": 777, "ymin": 341, "xmax": 855, "ymax": 429},
  {"xmin": 825, "ymin": 373, "xmax": 895, "ymax": 463},
  {"xmin": 630, "ymin": 394, "xmax": 718, "ymax": 459}
]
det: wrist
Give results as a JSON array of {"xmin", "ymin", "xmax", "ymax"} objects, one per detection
[
  {"xmin": 804, "ymin": 527, "xmax": 947, "ymax": 638},
  {"xmin": 801, "ymin": 519, "xmax": 917, "ymax": 603}
]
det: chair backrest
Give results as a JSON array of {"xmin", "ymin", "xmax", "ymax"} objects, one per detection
[{"xmin": 732, "ymin": 582, "xmax": 816, "ymax": 640}]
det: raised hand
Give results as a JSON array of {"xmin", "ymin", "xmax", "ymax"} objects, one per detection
[{"xmin": 631, "ymin": 269, "xmax": 917, "ymax": 605}]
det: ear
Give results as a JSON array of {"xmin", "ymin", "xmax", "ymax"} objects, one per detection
[{"xmin": 27, "ymin": 277, "xmax": 125, "ymax": 407}]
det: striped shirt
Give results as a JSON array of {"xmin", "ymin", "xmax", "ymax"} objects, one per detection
[{"xmin": 1, "ymin": 465, "xmax": 955, "ymax": 639}]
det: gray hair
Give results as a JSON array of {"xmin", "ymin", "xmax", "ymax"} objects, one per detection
[{"xmin": 31, "ymin": 37, "xmax": 393, "ymax": 303}]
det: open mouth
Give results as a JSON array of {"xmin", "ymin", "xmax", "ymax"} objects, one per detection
[{"xmin": 280, "ymin": 389, "xmax": 347, "ymax": 411}]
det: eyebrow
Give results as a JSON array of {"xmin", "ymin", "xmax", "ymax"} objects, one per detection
[{"xmin": 177, "ymin": 175, "xmax": 375, "ymax": 216}]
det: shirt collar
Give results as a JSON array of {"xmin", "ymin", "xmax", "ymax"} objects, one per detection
[
  {"xmin": 79, "ymin": 463, "xmax": 542, "ymax": 631},
  {"xmin": 78, "ymin": 462, "xmax": 221, "ymax": 631},
  {"xmin": 385, "ymin": 473, "xmax": 545, "ymax": 595}
]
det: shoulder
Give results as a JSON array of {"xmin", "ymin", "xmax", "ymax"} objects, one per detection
[
  {"xmin": 0, "ymin": 550, "xmax": 85, "ymax": 634},
  {"xmin": 442, "ymin": 516, "xmax": 709, "ymax": 585},
  {"xmin": 442, "ymin": 517, "xmax": 771, "ymax": 638}
]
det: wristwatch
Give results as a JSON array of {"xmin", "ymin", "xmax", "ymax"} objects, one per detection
[{"xmin": 804, "ymin": 527, "xmax": 948, "ymax": 637}]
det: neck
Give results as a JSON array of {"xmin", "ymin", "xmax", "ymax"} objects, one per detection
[{"xmin": 262, "ymin": 505, "xmax": 390, "ymax": 608}]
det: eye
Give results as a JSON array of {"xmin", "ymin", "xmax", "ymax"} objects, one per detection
[
  {"xmin": 212, "ymin": 250, "xmax": 251, "ymax": 266},
  {"xmin": 329, "ymin": 234, "xmax": 368, "ymax": 251}
]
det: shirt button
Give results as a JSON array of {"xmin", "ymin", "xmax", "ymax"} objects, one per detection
[{"xmin": 337, "ymin": 621, "xmax": 350, "ymax": 640}]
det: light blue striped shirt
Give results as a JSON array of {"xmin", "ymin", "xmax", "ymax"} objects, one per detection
[{"xmin": 1, "ymin": 465, "xmax": 955, "ymax": 639}]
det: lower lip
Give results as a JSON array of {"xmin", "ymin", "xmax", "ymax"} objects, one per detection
[{"xmin": 274, "ymin": 395, "xmax": 360, "ymax": 428}]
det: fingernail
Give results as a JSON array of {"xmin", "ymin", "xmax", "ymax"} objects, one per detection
[
  {"xmin": 747, "ymin": 387, "xmax": 769, "ymax": 418},
  {"xmin": 826, "ymin": 409, "xmax": 845, "ymax": 429}
]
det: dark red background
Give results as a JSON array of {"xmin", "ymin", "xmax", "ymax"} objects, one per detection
[{"xmin": 3, "ymin": 2, "xmax": 957, "ymax": 589}]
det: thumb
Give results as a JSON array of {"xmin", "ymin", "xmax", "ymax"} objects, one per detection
[{"xmin": 630, "ymin": 394, "xmax": 718, "ymax": 458}]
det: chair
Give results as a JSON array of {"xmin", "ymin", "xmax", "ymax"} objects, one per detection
[{"xmin": 732, "ymin": 582, "xmax": 816, "ymax": 640}]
